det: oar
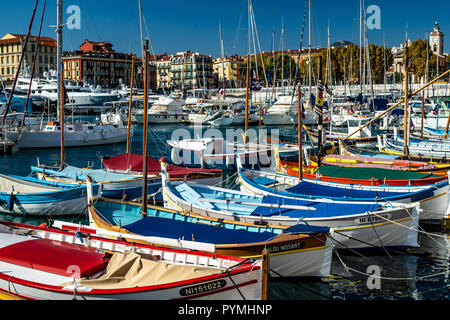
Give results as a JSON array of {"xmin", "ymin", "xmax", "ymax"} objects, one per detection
[{"xmin": 197, "ymin": 198, "xmax": 316, "ymax": 211}]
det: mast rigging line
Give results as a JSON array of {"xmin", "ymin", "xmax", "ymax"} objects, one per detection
[
  {"xmin": 2, "ymin": 0, "xmax": 40, "ymax": 124},
  {"xmin": 248, "ymin": 0, "xmax": 268, "ymax": 86},
  {"xmin": 22, "ymin": 0, "xmax": 47, "ymax": 127},
  {"xmin": 290, "ymin": 0, "xmax": 308, "ymax": 105}
]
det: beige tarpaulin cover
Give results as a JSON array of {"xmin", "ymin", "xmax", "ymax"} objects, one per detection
[{"xmin": 65, "ymin": 251, "xmax": 222, "ymax": 289}]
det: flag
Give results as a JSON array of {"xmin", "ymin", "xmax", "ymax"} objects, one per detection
[
  {"xmin": 433, "ymin": 100, "xmax": 439, "ymax": 115},
  {"xmin": 251, "ymin": 79, "xmax": 262, "ymax": 91},
  {"xmin": 315, "ymin": 80, "xmax": 324, "ymax": 116},
  {"xmin": 250, "ymin": 70, "xmax": 262, "ymax": 91},
  {"xmin": 309, "ymin": 94, "xmax": 315, "ymax": 106},
  {"xmin": 62, "ymin": 80, "xmax": 69, "ymax": 104},
  {"xmin": 324, "ymin": 83, "xmax": 333, "ymax": 95}
]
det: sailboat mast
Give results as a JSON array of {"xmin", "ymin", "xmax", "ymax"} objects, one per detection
[
  {"xmin": 359, "ymin": 0, "xmax": 363, "ymax": 94},
  {"xmin": 271, "ymin": 30, "xmax": 276, "ymax": 102},
  {"xmin": 219, "ymin": 23, "xmax": 226, "ymax": 98},
  {"xmin": 244, "ymin": 0, "xmax": 251, "ymax": 145},
  {"xmin": 426, "ymin": 32, "xmax": 429, "ymax": 98},
  {"xmin": 57, "ymin": 0, "xmax": 64, "ymax": 168},
  {"xmin": 60, "ymin": 64, "xmax": 65, "ymax": 169},
  {"xmin": 327, "ymin": 23, "xmax": 332, "ymax": 86},
  {"xmin": 138, "ymin": 0, "xmax": 144, "ymax": 60},
  {"xmin": 383, "ymin": 36, "xmax": 387, "ymax": 95},
  {"xmin": 403, "ymin": 40, "xmax": 409, "ymax": 156},
  {"xmin": 297, "ymin": 86, "xmax": 303, "ymax": 180},
  {"xmin": 308, "ymin": 0, "xmax": 312, "ymax": 100},
  {"xmin": 281, "ymin": 18, "xmax": 285, "ymax": 94},
  {"xmin": 126, "ymin": 56, "xmax": 135, "ymax": 153},
  {"xmin": 141, "ymin": 40, "xmax": 149, "ymax": 217},
  {"xmin": 244, "ymin": 55, "xmax": 250, "ymax": 145}
]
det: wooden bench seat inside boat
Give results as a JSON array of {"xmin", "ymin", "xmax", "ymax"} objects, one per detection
[{"xmin": 0, "ymin": 238, "xmax": 109, "ymax": 277}]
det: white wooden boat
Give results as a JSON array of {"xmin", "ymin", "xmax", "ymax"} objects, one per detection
[
  {"xmin": 0, "ymin": 220, "xmax": 263, "ymax": 300},
  {"xmin": 167, "ymin": 137, "xmax": 297, "ymax": 170}
]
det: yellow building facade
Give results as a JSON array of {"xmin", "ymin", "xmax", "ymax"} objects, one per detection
[
  {"xmin": 0, "ymin": 33, "xmax": 56, "ymax": 82},
  {"xmin": 213, "ymin": 55, "xmax": 243, "ymax": 87}
]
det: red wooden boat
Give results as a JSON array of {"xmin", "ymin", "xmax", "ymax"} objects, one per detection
[
  {"xmin": 276, "ymin": 156, "xmax": 448, "ymax": 187},
  {"xmin": 102, "ymin": 153, "xmax": 223, "ymax": 184},
  {"xmin": 0, "ymin": 221, "xmax": 264, "ymax": 300}
]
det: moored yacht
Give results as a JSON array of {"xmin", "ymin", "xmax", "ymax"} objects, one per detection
[{"xmin": 133, "ymin": 96, "xmax": 187, "ymax": 124}]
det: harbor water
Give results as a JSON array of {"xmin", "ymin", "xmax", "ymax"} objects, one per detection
[{"xmin": 0, "ymin": 121, "xmax": 448, "ymax": 300}]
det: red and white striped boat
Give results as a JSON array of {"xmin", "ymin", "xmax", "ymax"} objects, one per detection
[{"xmin": 0, "ymin": 221, "xmax": 264, "ymax": 300}]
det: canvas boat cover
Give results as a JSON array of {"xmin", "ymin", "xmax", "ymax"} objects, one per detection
[
  {"xmin": 0, "ymin": 237, "xmax": 108, "ymax": 277},
  {"xmin": 102, "ymin": 153, "xmax": 222, "ymax": 178},
  {"xmin": 72, "ymin": 251, "xmax": 220, "ymax": 289},
  {"xmin": 315, "ymin": 165, "xmax": 443, "ymax": 180},
  {"xmin": 252, "ymin": 195, "xmax": 381, "ymax": 218},
  {"xmin": 116, "ymin": 213, "xmax": 330, "ymax": 244},
  {"xmin": 119, "ymin": 213, "xmax": 277, "ymax": 244},
  {"xmin": 59, "ymin": 166, "xmax": 141, "ymax": 182}
]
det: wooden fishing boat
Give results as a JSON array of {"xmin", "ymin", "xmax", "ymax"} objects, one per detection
[
  {"xmin": 82, "ymin": 188, "xmax": 333, "ymax": 278},
  {"xmin": 31, "ymin": 165, "xmax": 162, "ymax": 201},
  {"xmin": 0, "ymin": 220, "xmax": 263, "ymax": 300},
  {"xmin": 275, "ymin": 147, "xmax": 448, "ymax": 187},
  {"xmin": 303, "ymin": 124, "xmax": 378, "ymax": 148},
  {"xmin": 236, "ymin": 165, "xmax": 449, "ymax": 221},
  {"xmin": 340, "ymin": 139, "xmax": 450, "ymax": 167},
  {"xmin": 102, "ymin": 153, "xmax": 223, "ymax": 185},
  {"xmin": 166, "ymin": 137, "xmax": 298, "ymax": 170},
  {"xmin": 0, "ymin": 174, "xmax": 96, "ymax": 216},
  {"xmin": 309, "ymin": 154, "xmax": 439, "ymax": 172},
  {"xmin": 380, "ymin": 133, "xmax": 450, "ymax": 158},
  {"xmin": 160, "ymin": 159, "xmax": 420, "ymax": 250}
]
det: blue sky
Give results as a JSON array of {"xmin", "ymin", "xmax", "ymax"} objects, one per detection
[{"xmin": 1, "ymin": 0, "xmax": 448, "ymax": 58}]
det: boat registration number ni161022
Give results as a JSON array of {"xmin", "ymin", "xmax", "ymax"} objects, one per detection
[
  {"xmin": 355, "ymin": 214, "xmax": 391, "ymax": 224},
  {"xmin": 180, "ymin": 279, "xmax": 227, "ymax": 296}
]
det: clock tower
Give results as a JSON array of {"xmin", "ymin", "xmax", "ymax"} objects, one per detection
[{"xmin": 429, "ymin": 21, "xmax": 444, "ymax": 56}]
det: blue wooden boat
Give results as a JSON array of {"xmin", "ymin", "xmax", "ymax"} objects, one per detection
[
  {"xmin": 84, "ymin": 189, "xmax": 333, "ymax": 278},
  {"xmin": 0, "ymin": 173, "xmax": 98, "ymax": 216},
  {"xmin": 237, "ymin": 165, "xmax": 449, "ymax": 221},
  {"xmin": 159, "ymin": 159, "xmax": 420, "ymax": 250},
  {"xmin": 31, "ymin": 165, "xmax": 162, "ymax": 201}
]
